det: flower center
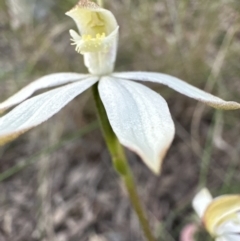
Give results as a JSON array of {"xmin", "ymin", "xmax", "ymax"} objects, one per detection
[{"xmin": 70, "ymin": 31, "xmax": 108, "ymax": 54}]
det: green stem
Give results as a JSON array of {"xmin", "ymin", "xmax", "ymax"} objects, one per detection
[{"xmin": 92, "ymin": 83, "xmax": 156, "ymax": 241}]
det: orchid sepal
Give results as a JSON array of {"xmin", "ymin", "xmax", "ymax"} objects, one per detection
[
  {"xmin": 98, "ymin": 76, "xmax": 175, "ymax": 174},
  {"xmin": 112, "ymin": 72, "xmax": 240, "ymax": 110}
]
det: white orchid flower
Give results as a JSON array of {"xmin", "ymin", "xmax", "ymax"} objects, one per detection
[
  {"xmin": 0, "ymin": 0, "xmax": 240, "ymax": 174},
  {"xmin": 192, "ymin": 188, "xmax": 240, "ymax": 241}
]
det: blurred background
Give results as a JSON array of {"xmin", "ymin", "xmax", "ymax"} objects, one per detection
[{"xmin": 0, "ymin": 0, "xmax": 240, "ymax": 240}]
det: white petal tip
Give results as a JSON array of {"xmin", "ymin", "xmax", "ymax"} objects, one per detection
[
  {"xmin": 148, "ymin": 148, "xmax": 171, "ymax": 175},
  {"xmin": 192, "ymin": 188, "xmax": 213, "ymax": 219},
  {"xmin": 146, "ymin": 162, "xmax": 161, "ymax": 175}
]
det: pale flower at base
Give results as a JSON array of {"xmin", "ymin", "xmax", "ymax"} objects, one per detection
[
  {"xmin": 0, "ymin": 0, "xmax": 240, "ymax": 174},
  {"xmin": 192, "ymin": 188, "xmax": 240, "ymax": 241}
]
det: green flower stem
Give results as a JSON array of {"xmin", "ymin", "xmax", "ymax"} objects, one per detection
[{"xmin": 92, "ymin": 83, "xmax": 156, "ymax": 241}]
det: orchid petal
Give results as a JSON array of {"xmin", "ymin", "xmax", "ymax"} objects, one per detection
[
  {"xmin": 216, "ymin": 237, "xmax": 226, "ymax": 241},
  {"xmin": 0, "ymin": 73, "xmax": 89, "ymax": 113},
  {"xmin": 203, "ymin": 195, "xmax": 240, "ymax": 235},
  {"xmin": 216, "ymin": 237, "xmax": 229, "ymax": 241},
  {"xmin": 112, "ymin": 72, "xmax": 240, "ymax": 110},
  {"xmin": 98, "ymin": 76, "xmax": 175, "ymax": 174},
  {"xmin": 217, "ymin": 234, "xmax": 240, "ymax": 241},
  {"xmin": 192, "ymin": 188, "xmax": 213, "ymax": 219},
  {"xmin": 217, "ymin": 221, "xmax": 240, "ymax": 236},
  {"xmin": 0, "ymin": 77, "xmax": 98, "ymax": 145}
]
